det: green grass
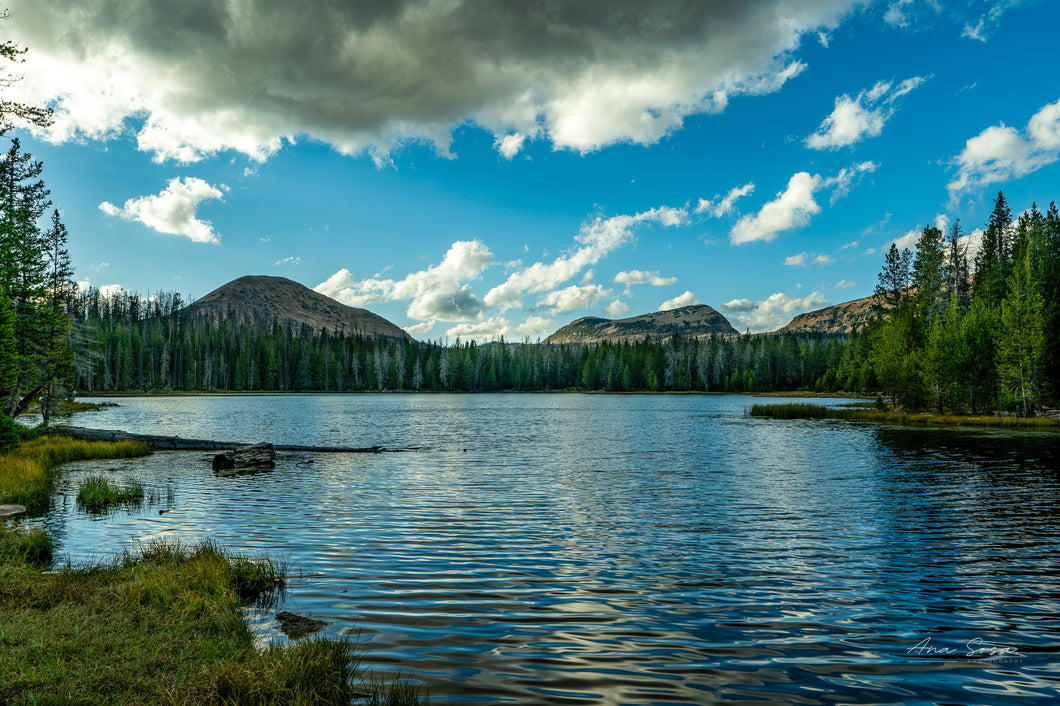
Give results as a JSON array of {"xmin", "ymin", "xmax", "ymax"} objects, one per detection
[
  {"xmin": 750, "ymin": 403, "xmax": 1060, "ymax": 428},
  {"xmin": 0, "ymin": 436, "xmax": 428, "ymax": 704},
  {"xmin": 0, "ymin": 436, "xmax": 150, "ymax": 511},
  {"xmin": 77, "ymin": 474, "xmax": 146, "ymax": 512},
  {"xmin": 0, "ymin": 537, "xmax": 426, "ymax": 704}
]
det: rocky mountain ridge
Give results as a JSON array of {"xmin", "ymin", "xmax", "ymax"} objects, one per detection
[
  {"xmin": 182, "ymin": 275, "xmax": 411, "ymax": 340},
  {"xmin": 545, "ymin": 305, "xmax": 739, "ymax": 344}
]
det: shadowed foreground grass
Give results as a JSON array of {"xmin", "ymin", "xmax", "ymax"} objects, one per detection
[
  {"xmin": 750, "ymin": 403, "xmax": 1060, "ymax": 428},
  {"xmin": 0, "ymin": 436, "xmax": 426, "ymax": 704}
]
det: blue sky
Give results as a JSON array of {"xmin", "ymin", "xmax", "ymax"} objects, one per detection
[{"xmin": 6, "ymin": 0, "xmax": 1060, "ymax": 339}]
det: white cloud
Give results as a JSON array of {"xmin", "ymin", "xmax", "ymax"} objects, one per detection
[
  {"xmin": 275, "ymin": 256, "xmax": 301, "ymax": 266},
  {"xmin": 495, "ymin": 133, "xmax": 527, "ymax": 159},
  {"xmin": 604, "ymin": 299, "xmax": 630, "ymax": 318},
  {"xmin": 813, "ymin": 254, "xmax": 836, "ymax": 265},
  {"xmin": 484, "ymin": 206, "xmax": 687, "ymax": 310},
  {"xmin": 658, "ymin": 291, "xmax": 698, "ymax": 311},
  {"xmin": 404, "ymin": 321, "xmax": 435, "ymax": 336},
  {"xmin": 98, "ymin": 283, "xmax": 128, "ymax": 299},
  {"xmin": 730, "ymin": 172, "xmax": 821, "ymax": 244},
  {"xmin": 948, "ymin": 98, "xmax": 1060, "ymax": 199},
  {"xmin": 695, "ymin": 183, "xmax": 755, "ymax": 218},
  {"xmin": 785, "ymin": 252, "xmax": 808, "ymax": 267},
  {"xmin": 315, "ymin": 240, "xmax": 495, "ymax": 321},
  {"xmin": 445, "ymin": 315, "xmax": 555, "ymax": 342},
  {"xmin": 834, "ymin": 279, "xmax": 856, "ymax": 290},
  {"xmin": 536, "ymin": 284, "xmax": 610, "ymax": 313},
  {"xmin": 99, "ymin": 177, "xmax": 225, "ymax": 243},
  {"xmin": 721, "ymin": 298, "xmax": 756, "ymax": 313},
  {"xmin": 962, "ymin": 1, "xmax": 1020, "ymax": 42},
  {"xmin": 6, "ymin": 0, "xmax": 861, "ymax": 163},
  {"xmin": 806, "ymin": 76, "xmax": 928, "ymax": 150},
  {"xmin": 613, "ymin": 269, "xmax": 678, "ymax": 287},
  {"xmin": 720, "ymin": 291, "xmax": 829, "ymax": 332}
]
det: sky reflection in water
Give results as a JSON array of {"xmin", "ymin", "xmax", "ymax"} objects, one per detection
[{"xmin": 37, "ymin": 394, "xmax": 1060, "ymax": 704}]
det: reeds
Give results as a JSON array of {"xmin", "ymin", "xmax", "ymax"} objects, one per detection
[
  {"xmin": 77, "ymin": 474, "xmax": 145, "ymax": 511},
  {"xmin": 750, "ymin": 403, "xmax": 1060, "ymax": 428},
  {"xmin": 0, "ymin": 436, "xmax": 150, "ymax": 510}
]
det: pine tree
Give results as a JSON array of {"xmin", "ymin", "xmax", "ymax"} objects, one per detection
[
  {"xmin": 912, "ymin": 225, "xmax": 946, "ymax": 320},
  {"xmin": 974, "ymin": 190, "xmax": 1013, "ymax": 304}
]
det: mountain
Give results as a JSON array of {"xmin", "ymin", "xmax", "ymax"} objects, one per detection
[
  {"xmin": 182, "ymin": 275, "xmax": 412, "ymax": 340},
  {"xmin": 545, "ymin": 305, "xmax": 738, "ymax": 344},
  {"xmin": 776, "ymin": 293, "xmax": 876, "ymax": 335}
]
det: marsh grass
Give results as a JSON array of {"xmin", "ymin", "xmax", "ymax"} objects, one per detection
[
  {"xmin": 0, "ymin": 436, "xmax": 427, "ymax": 704},
  {"xmin": 750, "ymin": 403, "xmax": 1060, "ymax": 428},
  {"xmin": 0, "ymin": 538, "xmax": 376, "ymax": 704},
  {"xmin": 77, "ymin": 474, "xmax": 145, "ymax": 511},
  {"xmin": 0, "ymin": 522, "xmax": 52, "ymax": 566},
  {"xmin": 0, "ymin": 436, "xmax": 149, "ymax": 510}
]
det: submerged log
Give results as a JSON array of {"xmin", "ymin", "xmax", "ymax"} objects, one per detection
[
  {"xmin": 45, "ymin": 426, "xmax": 408, "ymax": 453},
  {"xmin": 212, "ymin": 443, "xmax": 276, "ymax": 472}
]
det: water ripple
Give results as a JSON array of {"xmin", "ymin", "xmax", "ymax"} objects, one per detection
[{"xmin": 33, "ymin": 394, "xmax": 1060, "ymax": 704}]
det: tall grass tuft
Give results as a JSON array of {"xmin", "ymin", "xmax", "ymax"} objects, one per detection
[
  {"xmin": 77, "ymin": 474, "xmax": 145, "ymax": 512},
  {"xmin": 0, "ymin": 522, "xmax": 53, "ymax": 566},
  {"xmin": 750, "ymin": 403, "xmax": 837, "ymax": 419}
]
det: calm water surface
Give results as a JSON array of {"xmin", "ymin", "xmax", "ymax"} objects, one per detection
[{"xmin": 35, "ymin": 394, "xmax": 1060, "ymax": 704}]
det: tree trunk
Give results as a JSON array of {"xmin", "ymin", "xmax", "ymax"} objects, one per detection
[{"xmin": 213, "ymin": 443, "xmax": 276, "ymax": 472}]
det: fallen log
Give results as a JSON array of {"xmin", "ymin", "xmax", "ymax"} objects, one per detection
[
  {"xmin": 44, "ymin": 426, "xmax": 408, "ymax": 453},
  {"xmin": 212, "ymin": 443, "xmax": 276, "ymax": 472}
]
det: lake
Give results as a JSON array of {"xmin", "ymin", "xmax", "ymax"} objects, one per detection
[{"xmin": 35, "ymin": 394, "xmax": 1060, "ymax": 704}]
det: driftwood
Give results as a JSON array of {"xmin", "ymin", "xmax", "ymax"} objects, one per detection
[
  {"xmin": 45, "ymin": 426, "xmax": 399, "ymax": 453},
  {"xmin": 212, "ymin": 443, "xmax": 276, "ymax": 472}
]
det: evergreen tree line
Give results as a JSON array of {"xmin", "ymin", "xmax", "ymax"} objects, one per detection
[
  {"xmin": 0, "ymin": 138, "xmax": 74, "ymax": 432},
  {"xmin": 69, "ymin": 286, "xmax": 848, "ymax": 394},
  {"xmin": 847, "ymin": 191, "xmax": 1060, "ymax": 415}
]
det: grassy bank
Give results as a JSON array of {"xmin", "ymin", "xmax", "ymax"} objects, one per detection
[
  {"xmin": 0, "ymin": 435, "xmax": 425, "ymax": 704},
  {"xmin": 750, "ymin": 403, "xmax": 1060, "ymax": 428},
  {"xmin": 0, "ymin": 435, "xmax": 150, "ymax": 512}
]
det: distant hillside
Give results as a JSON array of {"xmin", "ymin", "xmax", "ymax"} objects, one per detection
[
  {"xmin": 545, "ymin": 305, "xmax": 738, "ymax": 344},
  {"xmin": 182, "ymin": 275, "xmax": 412, "ymax": 340},
  {"xmin": 776, "ymin": 293, "xmax": 876, "ymax": 335}
]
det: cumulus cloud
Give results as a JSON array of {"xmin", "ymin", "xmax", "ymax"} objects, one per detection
[
  {"xmin": 7, "ymin": 0, "xmax": 860, "ymax": 163},
  {"xmin": 730, "ymin": 172, "xmax": 822, "ymax": 244},
  {"xmin": 695, "ymin": 183, "xmax": 755, "ymax": 218},
  {"xmin": 720, "ymin": 291, "xmax": 829, "ymax": 332},
  {"xmin": 484, "ymin": 206, "xmax": 687, "ymax": 310},
  {"xmin": 658, "ymin": 291, "xmax": 698, "ymax": 311},
  {"xmin": 806, "ymin": 76, "xmax": 928, "ymax": 150},
  {"xmin": 948, "ymin": 98, "xmax": 1060, "ymax": 200},
  {"xmin": 785, "ymin": 252, "xmax": 808, "ymax": 267},
  {"xmin": 404, "ymin": 321, "xmax": 435, "ymax": 336},
  {"xmin": 814, "ymin": 254, "xmax": 836, "ymax": 265},
  {"xmin": 445, "ymin": 315, "xmax": 555, "ymax": 342},
  {"xmin": 728, "ymin": 162, "xmax": 876, "ymax": 245},
  {"xmin": 613, "ymin": 269, "xmax": 678, "ymax": 287},
  {"xmin": 99, "ymin": 177, "xmax": 225, "ymax": 243},
  {"xmin": 536, "ymin": 284, "xmax": 611, "ymax": 313},
  {"xmin": 834, "ymin": 279, "xmax": 856, "ymax": 290},
  {"xmin": 315, "ymin": 240, "xmax": 494, "ymax": 321},
  {"xmin": 605, "ymin": 299, "xmax": 630, "ymax": 318}
]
